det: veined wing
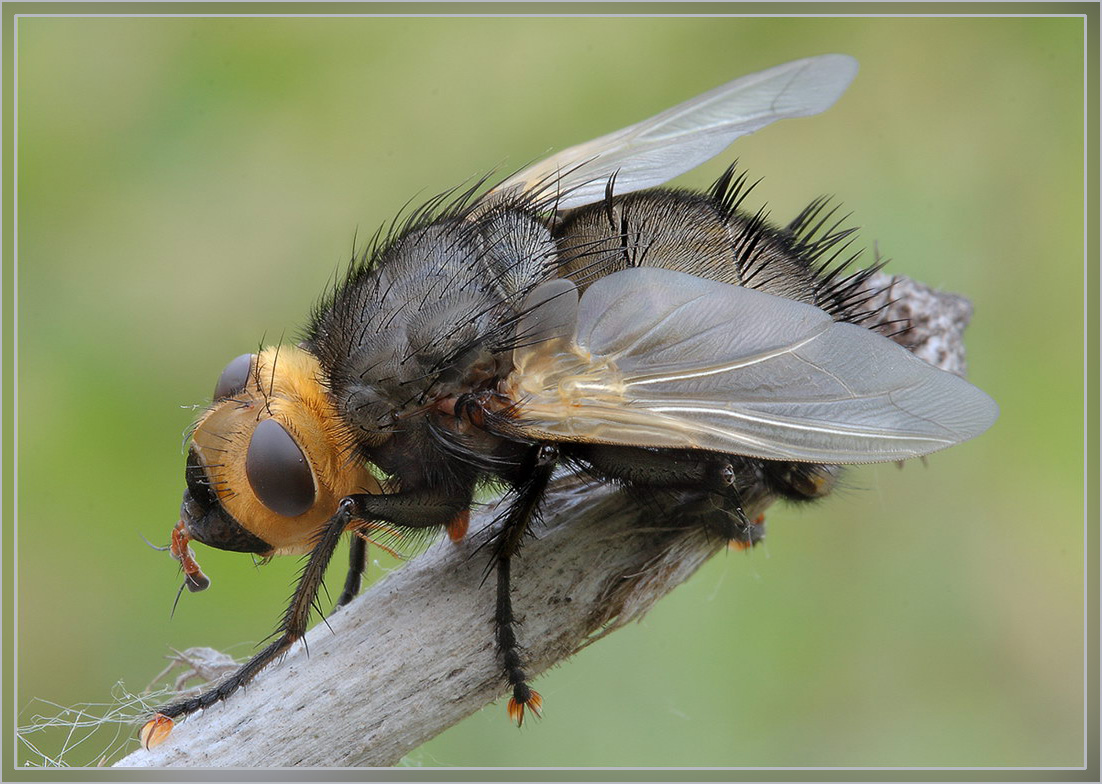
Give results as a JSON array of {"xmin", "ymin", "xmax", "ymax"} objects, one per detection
[
  {"xmin": 488, "ymin": 54, "xmax": 859, "ymax": 211},
  {"xmin": 506, "ymin": 268, "xmax": 999, "ymax": 463}
]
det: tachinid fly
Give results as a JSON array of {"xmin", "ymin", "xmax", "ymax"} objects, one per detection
[{"xmin": 140, "ymin": 54, "xmax": 999, "ymax": 749}]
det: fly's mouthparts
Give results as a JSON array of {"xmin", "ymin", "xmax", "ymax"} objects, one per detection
[{"xmin": 170, "ymin": 519, "xmax": 211, "ymax": 593}]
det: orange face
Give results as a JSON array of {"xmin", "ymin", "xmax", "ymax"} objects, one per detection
[{"xmin": 181, "ymin": 346, "xmax": 383, "ymax": 557}]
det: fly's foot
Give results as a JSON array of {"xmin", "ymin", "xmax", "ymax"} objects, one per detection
[
  {"xmin": 674, "ymin": 490, "xmax": 761, "ymax": 546},
  {"xmin": 506, "ymin": 686, "xmax": 543, "ymax": 727},
  {"xmin": 728, "ymin": 513, "xmax": 766, "ymax": 550},
  {"xmin": 139, "ymin": 713, "xmax": 174, "ymax": 750}
]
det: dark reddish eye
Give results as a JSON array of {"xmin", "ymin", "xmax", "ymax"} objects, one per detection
[
  {"xmin": 245, "ymin": 419, "xmax": 315, "ymax": 517},
  {"xmin": 213, "ymin": 354, "xmax": 254, "ymax": 400}
]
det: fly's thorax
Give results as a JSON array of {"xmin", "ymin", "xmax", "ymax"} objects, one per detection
[
  {"xmin": 308, "ymin": 209, "xmax": 556, "ymax": 439},
  {"xmin": 183, "ymin": 346, "xmax": 381, "ymax": 556},
  {"xmin": 327, "ymin": 287, "xmax": 508, "ymax": 434},
  {"xmin": 477, "ymin": 207, "xmax": 558, "ymax": 302}
]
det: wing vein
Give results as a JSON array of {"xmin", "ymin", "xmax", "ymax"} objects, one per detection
[
  {"xmin": 627, "ymin": 328, "xmax": 828, "ymax": 386},
  {"xmin": 645, "ymin": 403, "xmax": 956, "ymax": 444}
]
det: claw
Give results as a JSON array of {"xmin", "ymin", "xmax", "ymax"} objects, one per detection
[
  {"xmin": 506, "ymin": 689, "xmax": 543, "ymax": 727},
  {"xmin": 139, "ymin": 713, "xmax": 174, "ymax": 750}
]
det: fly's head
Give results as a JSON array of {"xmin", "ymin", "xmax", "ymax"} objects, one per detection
[{"xmin": 175, "ymin": 345, "xmax": 382, "ymax": 582}]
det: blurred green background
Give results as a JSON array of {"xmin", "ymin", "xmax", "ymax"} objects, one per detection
[{"xmin": 14, "ymin": 15, "xmax": 1084, "ymax": 768}]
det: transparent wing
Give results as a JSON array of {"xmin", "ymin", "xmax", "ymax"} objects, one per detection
[
  {"xmin": 488, "ymin": 54, "xmax": 858, "ymax": 211},
  {"xmin": 506, "ymin": 268, "xmax": 999, "ymax": 463}
]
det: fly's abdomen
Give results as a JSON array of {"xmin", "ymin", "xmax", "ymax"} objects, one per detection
[{"xmin": 553, "ymin": 166, "xmax": 875, "ymax": 323}]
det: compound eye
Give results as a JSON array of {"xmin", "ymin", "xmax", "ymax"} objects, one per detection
[
  {"xmin": 213, "ymin": 354, "xmax": 254, "ymax": 401},
  {"xmin": 245, "ymin": 419, "xmax": 316, "ymax": 517}
]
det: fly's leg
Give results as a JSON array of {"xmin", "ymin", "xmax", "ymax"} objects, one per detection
[
  {"xmin": 345, "ymin": 477, "xmax": 550, "ymax": 724},
  {"xmin": 566, "ymin": 444, "xmax": 766, "ymax": 546},
  {"xmin": 140, "ymin": 487, "xmax": 471, "ymax": 749},
  {"xmin": 493, "ymin": 444, "xmax": 558, "ymax": 726},
  {"xmin": 141, "ymin": 500, "xmax": 355, "ymax": 747},
  {"xmin": 334, "ymin": 534, "xmax": 367, "ymax": 610},
  {"xmin": 334, "ymin": 487, "xmax": 474, "ymax": 610},
  {"xmin": 334, "ymin": 482, "xmax": 480, "ymax": 612}
]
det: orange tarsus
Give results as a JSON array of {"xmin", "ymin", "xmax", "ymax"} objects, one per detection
[
  {"xmin": 727, "ymin": 514, "xmax": 765, "ymax": 551},
  {"xmin": 139, "ymin": 713, "xmax": 174, "ymax": 750},
  {"xmin": 506, "ymin": 690, "xmax": 543, "ymax": 727},
  {"xmin": 446, "ymin": 510, "xmax": 470, "ymax": 543}
]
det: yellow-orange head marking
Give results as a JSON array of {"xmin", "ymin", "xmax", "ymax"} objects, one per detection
[{"xmin": 182, "ymin": 345, "xmax": 381, "ymax": 556}]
